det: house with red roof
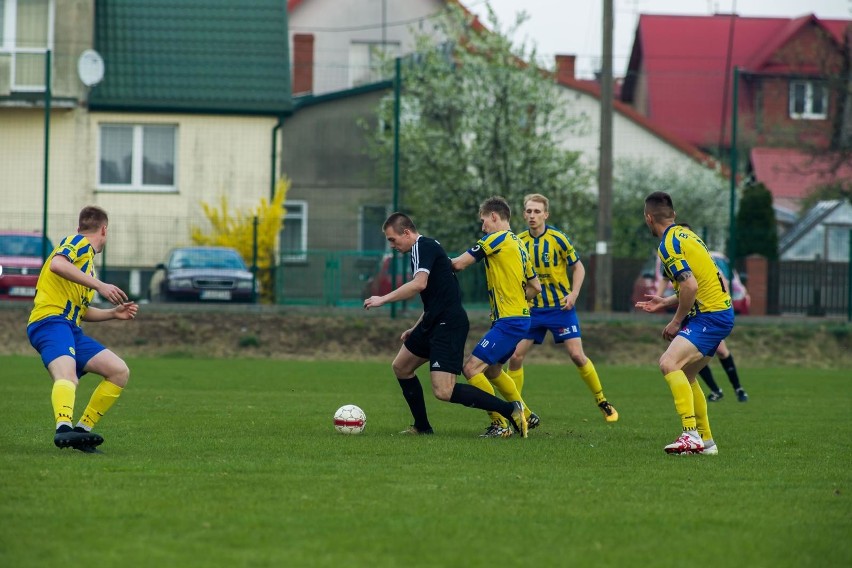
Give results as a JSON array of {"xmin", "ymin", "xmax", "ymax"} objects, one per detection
[
  {"xmin": 621, "ymin": 13, "xmax": 851, "ymax": 214},
  {"xmin": 282, "ymin": 0, "xmax": 718, "ymax": 257}
]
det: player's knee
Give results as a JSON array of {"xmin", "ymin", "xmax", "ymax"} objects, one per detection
[
  {"xmin": 508, "ymin": 352, "xmax": 524, "ymax": 369},
  {"xmin": 391, "ymin": 357, "xmax": 413, "ymax": 378},
  {"xmin": 462, "ymin": 361, "xmax": 478, "ymax": 379},
  {"xmin": 432, "ymin": 383, "xmax": 453, "ymax": 401},
  {"xmin": 569, "ymin": 351, "xmax": 586, "ymax": 366},
  {"xmin": 110, "ymin": 361, "xmax": 131, "ymax": 388},
  {"xmin": 657, "ymin": 355, "xmax": 678, "ymax": 375}
]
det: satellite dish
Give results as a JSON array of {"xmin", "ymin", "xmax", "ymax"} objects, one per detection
[{"xmin": 77, "ymin": 49, "xmax": 105, "ymax": 87}]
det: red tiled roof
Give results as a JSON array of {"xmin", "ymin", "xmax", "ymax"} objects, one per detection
[
  {"xmin": 750, "ymin": 147, "xmax": 852, "ymax": 210},
  {"xmin": 559, "ymin": 77, "xmax": 715, "ymax": 169},
  {"xmin": 627, "ymin": 14, "xmax": 851, "ymax": 149}
]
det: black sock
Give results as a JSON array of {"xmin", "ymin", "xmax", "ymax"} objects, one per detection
[
  {"xmin": 699, "ymin": 365, "xmax": 721, "ymax": 393},
  {"xmin": 720, "ymin": 355, "xmax": 742, "ymax": 390},
  {"xmin": 449, "ymin": 383, "xmax": 513, "ymax": 417},
  {"xmin": 397, "ymin": 376, "xmax": 431, "ymax": 431}
]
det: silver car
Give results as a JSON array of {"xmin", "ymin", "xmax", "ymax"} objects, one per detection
[{"xmin": 149, "ymin": 246, "xmax": 257, "ymax": 303}]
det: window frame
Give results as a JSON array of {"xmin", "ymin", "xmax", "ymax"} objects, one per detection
[
  {"xmin": 280, "ymin": 200, "xmax": 308, "ymax": 263},
  {"xmin": 359, "ymin": 204, "xmax": 390, "ymax": 252},
  {"xmin": 789, "ymin": 80, "xmax": 828, "ymax": 120},
  {"xmin": 0, "ymin": 0, "xmax": 55, "ymax": 92},
  {"xmin": 348, "ymin": 40, "xmax": 400, "ymax": 88},
  {"xmin": 97, "ymin": 123, "xmax": 179, "ymax": 193}
]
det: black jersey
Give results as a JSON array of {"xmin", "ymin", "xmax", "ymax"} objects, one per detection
[{"xmin": 411, "ymin": 236, "xmax": 466, "ymax": 327}]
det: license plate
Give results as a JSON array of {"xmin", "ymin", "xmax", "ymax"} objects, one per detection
[
  {"xmin": 9, "ymin": 286, "xmax": 36, "ymax": 297},
  {"xmin": 200, "ymin": 290, "xmax": 231, "ymax": 301}
]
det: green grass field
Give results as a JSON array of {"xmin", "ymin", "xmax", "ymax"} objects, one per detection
[{"xmin": 1, "ymin": 355, "xmax": 849, "ymax": 568}]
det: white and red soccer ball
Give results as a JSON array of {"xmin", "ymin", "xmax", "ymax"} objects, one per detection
[{"xmin": 333, "ymin": 404, "xmax": 366, "ymax": 435}]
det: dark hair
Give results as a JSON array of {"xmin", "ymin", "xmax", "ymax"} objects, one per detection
[
  {"xmin": 479, "ymin": 196, "xmax": 511, "ymax": 221},
  {"xmin": 644, "ymin": 191, "xmax": 675, "ymax": 223},
  {"xmin": 382, "ymin": 212, "xmax": 417, "ymax": 234},
  {"xmin": 78, "ymin": 205, "xmax": 109, "ymax": 233}
]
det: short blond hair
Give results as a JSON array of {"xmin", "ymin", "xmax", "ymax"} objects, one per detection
[{"xmin": 523, "ymin": 193, "xmax": 549, "ymax": 212}]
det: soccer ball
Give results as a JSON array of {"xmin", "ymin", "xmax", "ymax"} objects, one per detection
[{"xmin": 333, "ymin": 404, "xmax": 366, "ymax": 435}]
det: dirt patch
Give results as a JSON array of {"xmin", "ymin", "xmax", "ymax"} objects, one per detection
[{"xmin": 2, "ymin": 304, "xmax": 849, "ymax": 368}]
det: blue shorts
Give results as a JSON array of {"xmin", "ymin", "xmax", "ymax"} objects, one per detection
[
  {"xmin": 679, "ymin": 308, "xmax": 735, "ymax": 357},
  {"xmin": 526, "ymin": 307, "xmax": 581, "ymax": 344},
  {"xmin": 27, "ymin": 316, "xmax": 106, "ymax": 378},
  {"xmin": 472, "ymin": 317, "xmax": 531, "ymax": 365}
]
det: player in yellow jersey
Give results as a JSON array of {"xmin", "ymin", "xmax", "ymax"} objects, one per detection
[
  {"xmin": 27, "ymin": 206, "xmax": 138, "ymax": 453},
  {"xmin": 636, "ymin": 192, "xmax": 734, "ymax": 455},
  {"xmin": 508, "ymin": 194, "xmax": 618, "ymax": 428},
  {"xmin": 451, "ymin": 196, "xmax": 541, "ymax": 438}
]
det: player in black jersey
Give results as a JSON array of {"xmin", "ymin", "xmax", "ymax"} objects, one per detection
[{"xmin": 364, "ymin": 212, "xmax": 526, "ymax": 436}]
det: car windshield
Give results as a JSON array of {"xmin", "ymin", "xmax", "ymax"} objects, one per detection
[
  {"xmin": 0, "ymin": 234, "xmax": 52, "ymax": 257},
  {"xmin": 170, "ymin": 249, "xmax": 247, "ymax": 270}
]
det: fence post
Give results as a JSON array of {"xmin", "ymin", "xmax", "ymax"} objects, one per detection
[
  {"xmin": 252, "ymin": 216, "xmax": 258, "ymax": 304},
  {"xmin": 848, "ymin": 230, "xmax": 851, "ymax": 322}
]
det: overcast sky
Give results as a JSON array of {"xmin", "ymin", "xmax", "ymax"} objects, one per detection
[{"xmin": 467, "ymin": 0, "xmax": 852, "ymax": 78}]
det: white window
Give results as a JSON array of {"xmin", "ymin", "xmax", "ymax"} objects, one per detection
[
  {"xmin": 280, "ymin": 201, "xmax": 308, "ymax": 262},
  {"xmin": 789, "ymin": 80, "xmax": 827, "ymax": 120},
  {"xmin": 98, "ymin": 124, "xmax": 178, "ymax": 192},
  {"xmin": 349, "ymin": 41, "xmax": 399, "ymax": 87},
  {"xmin": 360, "ymin": 204, "xmax": 388, "ymax": 252},
  {"xmin": 0, "ymin": 0, "xmax": 54, "ymax": 91}
]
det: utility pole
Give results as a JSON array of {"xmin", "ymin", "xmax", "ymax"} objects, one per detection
[{"xmin": 595, "ymin": 0, "xmax": 614, "ymax": 312}]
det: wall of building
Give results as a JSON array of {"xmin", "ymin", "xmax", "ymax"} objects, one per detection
[
  {"xmin": 0, "ymin": 108, "xmax": 277, "ymax": 268},
  {"xmin": 280, "ymin": 89, "xmax": 390, "ymax": 251},
  {"xmin": 288, "ymin": 0, "xmax": 444, "ymax": 95}
]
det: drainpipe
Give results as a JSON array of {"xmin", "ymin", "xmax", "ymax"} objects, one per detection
[{"xmin": 271, "ymin": 116, "xmax": 284, "ymax": 199}]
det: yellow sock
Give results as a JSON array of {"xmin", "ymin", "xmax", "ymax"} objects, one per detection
[
  {"xmin": 52, "ymin": 379, "xmax": 76, "ymax": 427},
  {"xmin": 664, "ymin": 370, "xmax": 696, "ymax": 431},
  {"xmin": 691, "ymin": 380, "xmax": 713, "ymax": 441},
  {"xmin": 578, "ymin": 359, "xmax": 606, "ymax": 404},
  {"xmin": 490, "ymin": 370, "xmax": 532, "ymax": 419},
  {"xmin": 78, "ymin": 380, "xmax": 123, "ymax": 430},
  {"xmin": 468, "ymin": 373, "xmax": 504, "ymax": 425},
  {"xmin": 506, "ymin": 367, "xmax": 525, "ymax": 396}
]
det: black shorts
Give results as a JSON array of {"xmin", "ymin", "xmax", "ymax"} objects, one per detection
[{"xmin": 404, "ymin": 312, "xmax": 469, "ymax": 375}]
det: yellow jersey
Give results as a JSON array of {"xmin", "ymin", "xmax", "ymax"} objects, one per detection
[
  {"xmin": 468, "ymin": 230, "xmax": 536, "ymax": 321},
  {"xmin": 658, "ymin": 224, "xmax": 731, "ymax": 316},
  {"xmin": 29, "ymin": 234, "xmax": 97, "ymax": 326},
  {"xmin": 517, "ymin": 226, "xmax": 579, "ymax": 308}
]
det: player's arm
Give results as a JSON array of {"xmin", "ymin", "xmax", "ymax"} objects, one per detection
[
  {"xmin": 525, "ymin": 275, "xmax": 542, "ymax": 300},
  {"xmin": 655, "ymin": 277, "xmax": 668, "ymax": 297},
  {"xmin": 663, "ymin": 271, "xmax": 697, "ymax": 341},
  {"xmin": 563, "ymin": 260, "xmax": 585, "ymax": 310},
  {"xmin": 363, "ymin": 270, "xmax": 428, "ymax": 310},
  {"xmin": 83, "ymin": 302, "xmax": 138, "ymax": 322},
  {"xmin": 49, "ymin": 255, "xmax": 128, "ymax": 305},
  {"xmin": 450, "ymin": 251, "xmax": 478, "ymax": 272}
]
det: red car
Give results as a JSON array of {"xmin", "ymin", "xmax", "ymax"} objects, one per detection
[
  {"xmin": 0, "ymin": 231, "xmax": 52, "ymax": 301},
  {"xmin": 361, "ymin": 253, "xmax": 407, "ymax": 298},
  {"xmin": 630, "ymin": 251, "xmax": 750, "ymax": 315}
]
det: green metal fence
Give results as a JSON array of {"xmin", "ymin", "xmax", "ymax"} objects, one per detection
[{"xmin": 274, "ymin": 249, "xmax": 491, "ymax": 309}]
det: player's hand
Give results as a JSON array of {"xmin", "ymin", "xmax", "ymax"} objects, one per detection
[
  {"xmin": 662, "ymin": 320, "xmax": 681, "ymax": 342},
  {"xmin": 114, "ymin": 301, "xmax": 138, "ymax": 320},
  {"xmin": 561, "ymin": 293, "xmax": 577, "ymax": 311},
  {"xmin": 635, "ymin": 294, "xmax": 665, "ymax": 313},
  {"xmin": 363, "ymin": 296, "xmax": 385, "ymax": 310},
  {"xmin": 98, "ymin": 283, "xmax": 128, "ymax": 305},
  {"xmin": 400, "ymin": 328, "xmax": 413, "ymax": 342}
]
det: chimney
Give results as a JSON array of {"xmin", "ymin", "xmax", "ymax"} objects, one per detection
[
  {"xmin": 555, "ymin": 54, "xmax": 576, "ymax": 83},
  {"xmin": 292, "ymin": 33, "xmax": 314, "ymax": 95}
]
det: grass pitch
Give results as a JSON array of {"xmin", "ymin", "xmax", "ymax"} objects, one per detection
[{"xmin": 0, "ymin": 355, "xmax": 849, "ymax": 568}]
